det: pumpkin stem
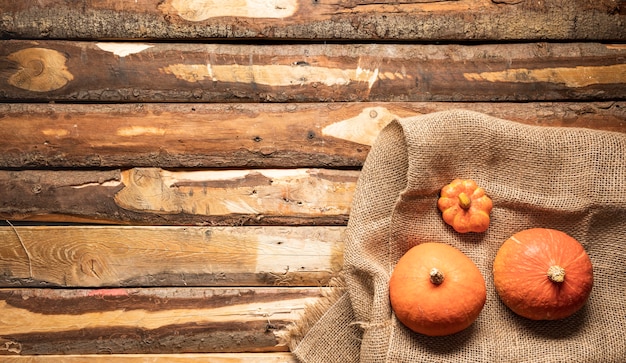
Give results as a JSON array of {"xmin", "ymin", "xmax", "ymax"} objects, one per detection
[
  {"xmin": 429, "ymin": 268, "xmax": 445, "ymax": 285},
  {"xmin": 458, "ymin": 192, "xmax": 471, "ymax": 209},
  {"xmin": 547, "ymin": 265, "xmax": 566, "ymax": 283}
]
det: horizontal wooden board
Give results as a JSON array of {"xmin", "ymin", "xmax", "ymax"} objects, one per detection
[
  {"xmin": 0, "ymin": 287, "xmax": 326, "ymax": 355},
  {"xmin": 0, "ymin": 168, "xmax": 358, "ymax": 225},
  {"xmin": 0, "ymin": 225, "xmax": 344, "ymax": 288},
  {"xmin": 1, "ymin": 353, "xmax": 298, "ymax": 362},
  {"xmin": 1, "ymin": 101, "xmax": 625, "ymax": 168},
  {"xmin": 2, "ymin": 41, "xmax": 625, "ymax": 102},
  {"xmin": 0, "ymin": 0, "xmax": 623, "ymax": 41}
]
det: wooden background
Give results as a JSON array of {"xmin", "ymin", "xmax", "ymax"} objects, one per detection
[{"xmin": 1, "ymin": 0, "xmax": 625, "ymax": 361}]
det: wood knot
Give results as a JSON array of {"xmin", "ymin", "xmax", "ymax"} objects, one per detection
[
  {"xmin": 25, "ymin": 59, "xmax": 45, "ymax": 77},
  {"xmin": 7, "ymin": 47, "xmax": 74, "ymax": 92}
]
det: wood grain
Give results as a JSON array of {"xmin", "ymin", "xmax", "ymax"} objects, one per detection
[
  {"xmin": 2, "ymin": 1, "xmax": 625, "ymax": 361},
  {"xmin": 0, "ymin": 168, "xmax": 358, "ymax": 225},
  {"xmin": 0, "ymin": 0, "xmax": 623, "ymax": 41},
  {"xmin": 2, "ymin": 41, "xmax": 625, "ymax": 102},
  {"xmin": 1, "ymin": 101, "xmax": 625, "ymax": 168},
  {"xmin": 0, "ymin": 287, "xmax": 328, "ymax": 355},
  {"xmin": 0, "ymin": 225, "xmax": 344, "ymax": 287}
]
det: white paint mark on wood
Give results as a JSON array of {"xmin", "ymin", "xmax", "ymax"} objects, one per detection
[
  {"xmin": 356, "ymin": 60, "xmax": 379, "ymax": 90},
  {"xmin": 7, "ymin": 48, "xmax": 74, "ymax": 92},
  {"xmin": 255, "ymin": 233, "xmax": 334, "ymax": 276},
  {"xmin": 159, "ymin": 169, "xmax": 311, "ymax": 187},
  {"xmin": 96, "ymin": 43, "xmax": 154, "ymax": 57},
  {"xmin": 222, "ymin": 200, "xmax": 260, "ymax": 214},
  {"xmin": 162, "ymin": 0, "xmax": 298, "ymax": 21},
  {"xmin": 42, "ymin": 129, "xmax": 70, "ymax": 137},
  {"xmin": 322, "ymin": 106, "xmax": 399, "ymax": 146},
  {"xmin": 71, "ymin": 181, "xmax": 122, "ymax": 189},
  {"xmin": 464, "ymin": 64, "xmax": 626, "ymax": 88},
  {"xmin": 161, "ymin": 63, "xmax": 380, "ymax": 88},
  {"xmin": 117, "ymin": 126, "xmax": 167, "ymax": 137},
  {"xmin": 0, "ymin": 338, "xmax": 22, "ymax": 354}
]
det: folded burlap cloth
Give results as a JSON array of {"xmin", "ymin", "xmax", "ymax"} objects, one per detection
[{"xmin": 286, "ymin": 110, "xmax": 626, "ymax": 362}]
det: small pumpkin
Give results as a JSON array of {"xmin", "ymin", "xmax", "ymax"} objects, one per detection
[
  {"xmin": 389, "ymin": 242, "xmax": 487, "ymax": 336},
  {"xmin": 493, "ymin": 228, "xmax": 593, "ymax": 320},
  {"xmin": 437, "ymin": 178, "xmax": 493, "ymax": 233}
]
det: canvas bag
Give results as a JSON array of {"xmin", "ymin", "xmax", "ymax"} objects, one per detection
[{"xmin": 288, "ymin": 110, "xmax": 626, "ymax": 362}]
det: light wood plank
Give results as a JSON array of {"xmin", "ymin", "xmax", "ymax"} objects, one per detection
[
  {"xmin": 2, "ymin": 41, "xmax": 625, "ymax": 102},
  {"xmin": 1, "ymin": 101, "xmax": 625, "ymax": 168},
  {"xmin": 0, "ymin": 0, "xmax": 623, "ymax": 41},
  {"xmin": 0, "ymin": 168, "xmax": 357, "ymax": 225},
  {"xmin": 1, "ymin": 353, "xmax": 298, "ymax": 362},
  {"xmin": 0, "ymin": 225, "xmax": 344, "ymax": 287},
  {"xmin": 0, "ymin": 287, "xmax": 326, "ymax": 355}
]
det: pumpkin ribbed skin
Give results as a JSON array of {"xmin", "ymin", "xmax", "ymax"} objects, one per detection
[
  {"xmin": 389, "ymin": 243, "xmax": 487, "ymax": 336},
  {"xmin": 437, "ymin": 178, "xmax": 493, "ymax": 233},
  {"xmin": 493, "ymin": 228, "xmax": 593, "ymax": 320}
]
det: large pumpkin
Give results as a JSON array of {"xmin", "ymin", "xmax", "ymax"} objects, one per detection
[
  {"xmin": 437, "ymin": 178, "xmax": 493, "ymax": 233},
  {"xmin": 493, "ymin": 228, "xmax": 593, "ymax": 320},
  {"xmin": 389, "ymin": 242, "xmax": 487, "ymax": 336}
]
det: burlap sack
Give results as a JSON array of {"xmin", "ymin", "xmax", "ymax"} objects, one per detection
[{"xmin": 288, "ymin": 110, "xmax": 626, "ymax": 362}]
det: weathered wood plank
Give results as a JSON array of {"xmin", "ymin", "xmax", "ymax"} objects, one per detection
[
  {"xmin": 1, "ymin": 101, "xmax": 625, "ymax": 168},
  {"xmin": 0, "ymin": 0, "xmax": 623, "ymax": 41},
  {"xmin": 2, "ymin": 353, "xmax": 298, "ymax": 362},
  {"xmin": 0, "ymin": 225, "xmax": 344, "ymax": 288},
  {"xmin": 0, "ymin": 287, "xmax": 325, "ymax": 355},
  {"xmin": 0, "ymin": 168, "xmax": 358, "ymax": 225},
  {"xmin": 1, "ymin": 41, "xmax": 625, "ymax": 102}
]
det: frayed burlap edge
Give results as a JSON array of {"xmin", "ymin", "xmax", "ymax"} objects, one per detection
[{"xmin": 283, "ymin": 276, "xmax": 347, "ymax": 350}]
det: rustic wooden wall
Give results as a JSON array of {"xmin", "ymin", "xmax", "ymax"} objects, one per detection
[{"xmin": 1, "ymin": 0, "xmax": 625, "ymax": 361}]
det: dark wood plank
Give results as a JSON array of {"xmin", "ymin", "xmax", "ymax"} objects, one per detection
[
  {"xmin": 0, "ymin": 225, "xmax": 344, "ymax": 288},
  {"xmin": 0, "ymin": 168, "xmax": 358, "ymax": 225},
  {"xmin": 0, "ymin": 287, "xmax": 325, "ymax": 355},
  {"xmin": 1, "ymin": 101, "xmax": 625, "ymax": 168},
  {"xmin": 0, "ymin": 0, "xmax": 623, "ymax": 41},
  {"xmin": 1, "ymin": 41, "xmax": 625, "ymax": 102}
]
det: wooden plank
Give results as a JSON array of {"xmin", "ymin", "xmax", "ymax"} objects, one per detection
[
  {"xmin": 1, "ymin": 101, "xmax": 625, "ymax": 169},
  {"xmin": 0, "ymin": 168, "xmax": 358, "ymax": 225},
  {"xmin": 0, "ymin": 0, "xmax": 623, "ymax": 41},
  {"xmin": 1, "ymin": 353, "xmax": 298, "ymax": 362},
  {"xmin": 1, "ymin": 41, "xmax": 625, "ymax": 102},
  {"xmin": 0, "ymin": 225, "xmax": 344, "ymax": 288},
  {"xmin": 0, "ymin": 287, "xmax": 325, "ymax": 355}
]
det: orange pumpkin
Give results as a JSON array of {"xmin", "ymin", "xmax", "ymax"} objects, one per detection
[
  {"xmin": 493, "ymin": 228, "xmax": 593, "ymax": 320},
  {"xmin": 437, "ymin": 179, "xmax": 493, "ymax": 233},
  {"xmin": 389, "ymin": 243, "xmax": 487, "ymax": 336}
]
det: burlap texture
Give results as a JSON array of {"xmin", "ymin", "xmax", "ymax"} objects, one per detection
[{"xmin": 289, "ymin": 110, "xmax": 626, "ymax": 362}]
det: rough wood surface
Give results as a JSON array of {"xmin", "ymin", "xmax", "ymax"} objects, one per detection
[
  {"xmin": 0, "ymin": 0, "xmax": 623, "ymax": 41},
  {"xmin": 0, "ymin": 225, "xmax": 344, "ymax": 288},
  {"xmin": 2, "ymin": 41, "xmax": 625, "ymax": 102},
  {"xmin": 0, "ymin": 168, "xmax": 358, "ymax": 225},
  {"xmin": 0, "ymin": 287, "xmax": 325, "ymax": 355},
  {"xmin": 1, "ymin": 101, "xmax": 625, "ymax": 168},
  {"xmin": 3, "ymin": 1, "xmax": 625, "ymax": 361},
  {"xmin": 2, "ymin": 353, "xmax": 298, "ymax": 362}
]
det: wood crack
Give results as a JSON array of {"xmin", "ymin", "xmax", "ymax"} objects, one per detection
[{"xmin": 6, "ymin": 220, "xmax": 33, "ymax": 279}]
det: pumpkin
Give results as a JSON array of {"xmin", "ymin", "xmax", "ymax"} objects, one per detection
[
  {"xmin": 493, "ymin": 228, "xmax": 593, "ymax": 320},
  {"xmin": 389, "ymin": 242, "xmax": 487, "ymax": 336},
  {"xmin": 437, "ymin": 178, "xmax": 493, "ymax": 233}
]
